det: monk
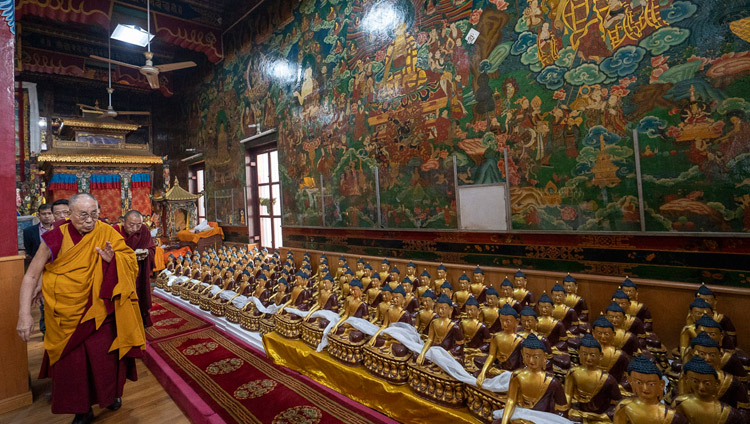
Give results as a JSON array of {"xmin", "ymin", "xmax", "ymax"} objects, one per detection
[
  {"xmin": 16, "ymin": 193, "xmax": 145, "ymax": 424},
  {"xmin": 114, "ymin": 210, "xmax": 155, "ymax": 327}
]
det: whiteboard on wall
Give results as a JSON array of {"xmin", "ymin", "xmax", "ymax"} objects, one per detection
[{"xmin": 458, "ymin": 184, "xmax": 508, "ymax": 231}]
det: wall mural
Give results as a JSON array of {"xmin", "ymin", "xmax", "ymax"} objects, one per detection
[{"xmin": 183, "ymin": 0, "xmax": 750, "ymax": 234}]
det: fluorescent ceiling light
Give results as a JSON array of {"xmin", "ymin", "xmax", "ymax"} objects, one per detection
[{"xmin": 111, "ymin": 24, "xmax": 154, "ymax": 47}]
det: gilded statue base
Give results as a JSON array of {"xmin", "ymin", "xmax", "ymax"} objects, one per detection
[
  {"xmin": 180, "ymin": 284, "xmax": 194, "ymax": 301},
  {"xmin": 259, "ymin": 317, "xmax": 275, "ymax": 335},
  {"xmin": 170, "ymin": 284, "xmax": 183, "ymax": 297},
  {"xmin": 327, "ymin": 332, "xmax": 367, "ymax": 366},
  {"xmin": 225, "ymin": 304, "xmax": 241, "ymax": 323},
  {"xmin": 274, "ymin": 314, "xmax": 302, "ymax": 339},
  {"xmin": 199, "ymin": 294, "xmax": 213, "ymax": 311},
  {"xmin": 155, "ymin": 278, "xmax": 166, "ymax": 290},
  {"xmin": 362, "ymin": 344, "xmax": 412, "ymax": 384},
  {"xmin": 648, "ymin": 344, "xmax": 670, "ymax": 370},
  {"xmin": 209, "ymin": 298, "xmax": 227, "ymax": 316},
  {"xmin": 406, "ymin": 359, "xmax": 466, "ymax": 408},
  {"xmin": 300, "ymin": 320, "xmax": 325, "ymax": 350},
  {"xmin": 465, "ymin": 384, "xmax": 507, "ymax": 423},
  {"xmin": 189, "ymin": 289, "xmax": 203, "ymax": 305},
  {"xmin": 240, "ymin": 311, "xmax": 263, "ymax": 332}
]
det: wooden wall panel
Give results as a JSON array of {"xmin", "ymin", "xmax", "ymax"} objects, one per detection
[{"xmin": 0, "ymin": 256, "xmax": 32, "ymax": 414}]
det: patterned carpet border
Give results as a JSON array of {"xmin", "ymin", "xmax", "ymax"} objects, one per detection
[
  {"xmin": 150, "ymin": 328, "xmax": 388, "ymax": 424},
  {"xmin": 145, "ymin": 294, "xmax": 214, "ymax": 342}
]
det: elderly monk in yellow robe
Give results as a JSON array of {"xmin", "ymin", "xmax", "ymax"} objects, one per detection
[{"xmin": 16, "ymin": 193, "xmax": 144, "ymax": 424}]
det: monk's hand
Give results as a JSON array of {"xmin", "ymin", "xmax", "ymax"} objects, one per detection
[
  {"xmin": 17, "ymin": 312, "xmax": 34, "ymax": 342},
  {"xmin": 96, "ymin": 241, "xmax": 115, "ymax": 263}
]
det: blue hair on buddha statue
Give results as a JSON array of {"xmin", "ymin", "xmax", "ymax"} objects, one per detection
[
  {"xmin": 538, "ymin": 293, "xmax": 553, "ymax": 304},
  {"xmin": 621, "ymin": 277, "xmax": 636, "ymax": 288},
  {"xmin": 474, "ymin": 266, "xmax": 484, "ymax": 275},
  {"xmin": 364, "ymin": 263, "xmax": 373, "ymax": 270},
  {"xmin": 437, "ymin": 294, "xmax": 452, "ymax": 304},
  {"xmin": 321, "ymin": 254, "xmax": 327, "ymax": 258},
  {"xmin": 500, "ymin": 304, "xmax": 519, "ymax": 318},
  {"xmin": 391, "ymin": 266, "xmax": 400, "ymax": 274},
  {"xmin": 401, "ymin": 278, "xmax": 413, "ymax": 285},
  {"xmin": 520, "ymin": 306, "xmax": 537, "ymax": 318},
  {"xmin": 690, "ymin": 298, "xmax": 713, "ymax": 311},
  {"xmin": 696, "ymin": 283, "xmax": 714, "ymax": 296},
  {"xmin": 324, "ymin": 274, "xmax": 334, "ymax": 281},
  {"xmin": 501, "ymin": 278, "xmax": 514, "ymax": 287},
  {"xmin": 627, "ymin": 355, "xmax": 662, "ymax": 378},
  {"xmin": 441, "ymin": 281, "xmax": 453, "ymax": 290},
  {"xmin": 381, "ymin": 285, "xmax": 393, "ymax": 293},
  {"xmin": 345, "ymin": 269, "xmax": 354, "ymax": 275},
  {"xmin": 684, "ymin": 356, "xmax": 718, "ymax": 378},
  {"xmin": 295, "ymin": 270, "xmax": 307, "ymax": 278},
  {"xmin": 422, "ymin": 289, "xmax": 436, "ymax": 299},
  {"xmin": 465, "ymin": 296, "xmax": 479, "ymax": 307},
  {"xmin": 392, "ymin": 285, "xmax": 407, "ymax": 296},
  {"xmin": 257, "ymin": 274, "xmax": 268, "ymax": 280},
  {"xmin": 226, "ymin": 267, "xmax": 234, "ymax": 273},
  {"xmin": 349, "ymin": 279, "xmax": 363, "ymax": 289},
  {"xmin": 407, "ymin": 261, "xmax": 416, "ymax": 268},
  {"xmin": 343, "ymin": 263, "xmax": 351, "ymax": 269},
  {"xmin": 242, "ymin": 270, "xmax": 251, "ymax": 276},
  {"xmin": 339, "ymin": 255, "xmax": 346, "ymax": 261},
  {"xmin": 690, "ymin": 332, "xmax": 720, "ymax": 349},
  {"xmin": 551, "ymin": 283, "xmax": 566, "ymax": 293},
  {"xmin": 606, "ymin": 302, "xmax": 625, "ymax": 314},
  {"xmin": 420, "ymin": 269, "xmax": 431, "ymax": 277},
  {"xmin": 592, "ymin": 316, "xmax": 615, "ymax": 330},
  {"xmin": 579, "ymin": 333, "xmax": 602, "ymax": 352},
  {"xmin": 357, "ymin": 258, "xmax": 365, "ymax": 264},
  {"xmin": 459, "ymin": 273, "xmax": 470, "ymax": 281},
  {"xmin": 278, "ymin": 277, "xmax": 288, "ymax": 285},
  {"xmin": 514, "ymin": 269, "xmax": 526, "ymax": 278},
  {"xmin": 563, "ymin": 273, "xmax": 576, "ymax": 283},
  {"xmin": 612, "ymin": 290, "xmax": 630, "ymax": 300},
  {"xmin": 486, "ymin": 287, "xmax": 499, "ymax": 297},
  {"xmin": 522, "ymin": 333, "xmax": 546, "ymax": 350},
  {"xmin": 696, "ymin": 314, "xmax": 722, "ymax": 330},
  {"xmin": 382, "ymin": 259, "xmax": 390, "ymax": 265},
  {"xmin": 437, "ymin": 264, "xmax": 447, "ymax": 271}
]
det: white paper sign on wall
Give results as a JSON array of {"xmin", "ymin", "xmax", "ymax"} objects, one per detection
[{"xmin": 458, "ymin": 184, "xmax": 507, "ymax": 231}]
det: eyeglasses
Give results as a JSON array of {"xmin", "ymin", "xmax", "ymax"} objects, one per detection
[{"xmin": 74, "ymin": 211, "xmax": 100, "ymax": 221}]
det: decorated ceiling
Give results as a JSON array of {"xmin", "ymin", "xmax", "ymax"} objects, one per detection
[{"xmin": 183, "ymin": 0, "xmax": 750, "ymax": 234}]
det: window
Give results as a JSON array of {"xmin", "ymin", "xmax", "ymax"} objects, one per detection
[
  {"xmin": 246, "ymin": 148, "xmax": 282, "ymax": 249},
  {"xmin": 188, "ymin": 162, "xmax": 206, "ymax": 222}
]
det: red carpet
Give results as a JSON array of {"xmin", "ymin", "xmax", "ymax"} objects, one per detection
[
  {"xmin": 145, "ymin": 294, "xmax": 213, "ymax": 342},
  {"xmin": 148, "ymin": 328, "xmax": 391, "ymax": 424}
]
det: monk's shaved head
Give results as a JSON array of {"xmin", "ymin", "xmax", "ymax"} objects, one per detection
[{"xmin": 69, "ymin": 193, "xmax": 99, "ymax": 234}]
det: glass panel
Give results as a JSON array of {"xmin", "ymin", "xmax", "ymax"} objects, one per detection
[
  {"xmin": 271, "ymin": 184, "xmax": 281, "ymax": 216},
  {"xmin": 270, "ymin": 150, "xmax": 279, "ymax": 183},
  {"xmin": 259, "ymin": 185, "xmax": 271, "ymax": 216},
  {"xmin": 273, "ymin": 218, "xmax": 283, "ymax": 249},
  {"xmin": 197, "ymin": 169, "xmax": 205, "ymax": 191},
  {"xmin": 260, "ymin": 217, "xmax": 272, "ymax": 249},
  {"xmin": 257, "ymin": 153, "xmax": 269, "ymax": 184}
]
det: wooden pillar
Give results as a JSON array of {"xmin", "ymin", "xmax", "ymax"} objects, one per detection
[{"xmin": 0, "ymin": 9, "xmax": 33, "ymax": 414}]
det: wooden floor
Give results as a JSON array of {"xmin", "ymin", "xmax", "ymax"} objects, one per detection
[{"xmin": 0, "ymin": 308, "xmax": 189, "ymax": 424}]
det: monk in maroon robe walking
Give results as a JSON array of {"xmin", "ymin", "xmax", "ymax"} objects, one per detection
[{"xmin": 114, "ymin": 210, "xmax": 155, "ymax": 327}]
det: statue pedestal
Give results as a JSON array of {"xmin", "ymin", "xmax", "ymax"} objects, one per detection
[
  {"xmin": 240, "ymin": 310, "xmax": 263, "ymax": 332},
  {"xmin": 465, "ymin": 384, "xmax": 507, "ymax": 423},
  {"xmin": 274, "ymin": 313, "xmax": 303, "ymax": 339},
  {"xmin": 362, "ymin": 344, "xmax": 412, "ymax": 384},
  {"xmin": 300, "ymin": 319, "xmax": 326, "ymax": 349},
  {"xmin": 328, "ymin": 331, "xmax": 368, "ymax": 366},
  {"xmin": 407, "ymin": 359, "xmax": 467, "ymax": 408}
]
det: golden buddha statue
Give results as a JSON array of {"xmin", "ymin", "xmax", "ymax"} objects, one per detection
[
  {"xmin": 208, "ymin": 268, "xmax": 235, "ymax": 300},
  {"xmin": 470, "ymin": 266, "xmax": 488, "ymax": 303},
  {"xmin": 386, "ymin": 266, "xmax": 401, "ymax": 290},
  {"xmin": 371, "ymin": 284, "xmax": 392, "ymax": 325},
  {"xmin": 433, "ymin": 264, "xmax": 448, "ymax": 293},
  {"xmin": 562, "ymin": 273, "xmax": 589, "ymax": 325},
  {"xmin": 477, "ymin": 304, "xmax": 526, "ymax": 387},
  {"xmin": 404, "ymin": 261, "xmax": 418, "ymax": 284},
  {"xmin": 361, "ymin": 264, "xmax": 373, "ymax": 291},
  {"xmin": 673, "ymin": 356, "xmax": 743, "ymax": 424},
  {"xmin": 682, "ymin": 333, "xmax": 750, "ymax": 418},
  {"xmin": 550, "ymin": 283, "xmax": 580, "ymax": 332},
  {"xmin": 364, "ymin": 273, "xmax": 382, "ymax": 309},
  {"xmin": 417, "ymin": 269, "xmax": 431, "ymax": 298},
  {"xmin": 166, "ymin": 255, "xmax": 176, "ymax": 272},
  {"xmin": 604, "ymin": 304, "xmax": 645, "ymax": 356},
  {"xmin": 242, "ymin": 273, "xmax": 273, "ymax": 313},
  {"xmin": 513, "ymin": 269, "xmax": 535, "ymax": 307},
  {"xmin": 680, "ymin": 298, "xmax": 714, "ymax": 361},
  {"xmin": 497, "ymin": 334, "xmax": 568, "ymax": 424},
  {"xmin": 611, "ymin": 291, "xmax": 646, "ymax": 337},
  {"xmin": 334, "ymin": 255, "xmax": 347, "ymax": 282},
  {"xmin": 355, "ymin": 258, "xmax": 365, "ymax": 279},
  {"xmin": 280, "ymin": 271, "xmax": 313, "ymax": 315},
  {"xmin": 378, "ymin": 259, "xmax": 391, "ymax": 282},
  {"xmin": 692, "ymin": 315, "xmax": 749, "ymax": 383},
  {"xmin": 620, "ymin": 277, "xmax": 653, "ymax": 332},
  {"xmin": 327, "ymin": 279, "xmax": 370, "ymax": 366},
  {"xmin": 400, "ymin": 279, "xmax": 419, "ymax": 315},
  {"xmin": 416, "ymin": 293, "xmax": 465, "ymax": 365},
  {"xmin": 498, "ymin": 278, "xmax": 522, "ymax": 315},
  {"xmin": 690, "ymin": 284, "xmax": 737, "ymax": 350},
  {"xmin": 565, "ymin": 334, "xmax": 622, "ymax": 423},
  {"xmin": 453, "ymin": 273, "xmax": 472, "ymax": 311},
  {"xmin": 338, "ymin": 268, "xmax": 354, "ymax": 300},
  {"xmin": 461, "ymin": 296, "xmax": 490, "ymax": 370},
  {"xmin": 592, "ymin": 316, "xmax": 631, "ymax": 385},
  {"xmin": 330, "ymin": 279, "xmax": 369, "ymax": 335},
  {"xmin": 536, "ymin": 293, "xmax": 569, "ymax": 351},
  {"xmin": 480, "ymin": 287, "xmax": 502, "ymax": 333},
  {"xmin": 367, "ymin": 285, "xmax": 413, "ymax": 358},
  {"xmin": 415, "ymin": 289, "xmax": 437, "ymax": 335},
  {"xmin": 303, "ymin": 275, "xmax": 338, "ymax": 321},
  {"xmin": 614, "ymin": 356, "xmax": 683, "ymax": 424}
]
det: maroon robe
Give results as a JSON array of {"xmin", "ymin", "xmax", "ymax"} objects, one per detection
[
  {"xmin": 40, "ymin": 222, "xmax": 139, "ymax": 414},
  {"xmin": 114, "ymin": 224, "xmax": 155, "ymax": 327}
]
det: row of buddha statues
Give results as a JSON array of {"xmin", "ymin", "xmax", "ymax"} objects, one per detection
[{"xmin": 154, "ymin": 247, "xmax": 749, "ymax": 424}]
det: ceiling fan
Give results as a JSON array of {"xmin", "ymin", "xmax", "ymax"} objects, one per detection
[
  {"xmin": 78, "ymin": 36, "xmax": 150, "ymax": 118},
  {"xmin": 88, "ymin": 0, "xmax": 196, "ymax": 89}
]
